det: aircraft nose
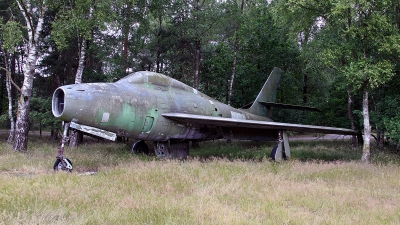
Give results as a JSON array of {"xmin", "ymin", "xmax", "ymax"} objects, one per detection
[
  {"xmin": 52, "ymin": 87, "xmax": 65, "ymax": 118},
  {"xmin": 52, "ymin": 84, "xmax": 96, "ymax": 122}
]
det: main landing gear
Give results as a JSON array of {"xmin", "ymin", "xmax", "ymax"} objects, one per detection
[
  {"xmin": 54, "ymin": 122, "xmax": 73, "ymax": 172},
  {"xmin": 131, "ymin": 140, "xmax": 149, "ymax": 154},
  {"xmin": 154, "ymin": 140, "xmax": 189, "ymax": 159},
  {"xmin": 130, "ymin": 139, "xmax": 189, "ymax": 160},
  {"xmin": 271, "ymin": 131, "xmax": 291, "ymax": 162}
]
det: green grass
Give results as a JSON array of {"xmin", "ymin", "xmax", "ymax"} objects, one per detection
[{"xmin": 1, "ymin": 134, "xmax": 400, "ymax": 224}]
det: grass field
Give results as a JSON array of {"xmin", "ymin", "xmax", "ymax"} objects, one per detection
[{"xmin": 1, "ymin": 134, "xmax": 400, "ymax": 224}]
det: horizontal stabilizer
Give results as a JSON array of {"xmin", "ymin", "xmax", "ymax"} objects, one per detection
[{"xmin": 259, "ymin": 102, "xmax": 322, "ymax": 112}]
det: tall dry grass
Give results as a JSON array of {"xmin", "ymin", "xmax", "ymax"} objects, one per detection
[{"xmin": 0, "ymin": 135, "xmax": 399, "ymax": 224}]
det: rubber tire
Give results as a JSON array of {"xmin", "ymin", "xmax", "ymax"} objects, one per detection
[
  {"xmin": 131, "ymin": 140, "xmax": 149, "ymax": 155},
  {"xmin": 270, "ymin": 146, "xmax": 278, "ymax": 161},
  {"xmin": 154, "ymin": 142, "xmax": 169, "ymax": 157},
  {"xmin": 53, "ymin": 158, "xmax": 73, "ymax": 172}
]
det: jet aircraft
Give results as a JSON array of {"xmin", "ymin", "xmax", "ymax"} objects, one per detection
[{"xmin": 52, "ymin": 68, "xmax": 356, "ymax": 171}]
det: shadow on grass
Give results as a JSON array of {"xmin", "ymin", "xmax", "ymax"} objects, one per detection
[
  {"xmin": 189, "ymin": 140, "xmax": 275, "ymax": 161},
  {"xmin": 190, "ymin": 140, "xmax": 365, "ymax": 162},
  {"xmin": 2, "ymin": 132, "xmax": 398, "ymax": 165}
]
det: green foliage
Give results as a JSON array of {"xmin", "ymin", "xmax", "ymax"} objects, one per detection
[
  {"xmin": 201, "ymin": 43, "xmax": 232, "ymax": 103},
  {"xmin": 51, "ymin": 0, "xmax": 114, "ymax": 50},
  {"xmin": 0, "ymin": 20, "xmax": 23, "ymax": 52},
  {"xmin": 225, "ymin": 4, "xmax": 299, "ymax": 108},
  {"xmin": 372, "ymin": 96, "xmax": 400, "ymax": 145},
  {"xmin": 29, "ymin": 97, "xmax": 59, "ymax": 131},
  {"xmin": 272, "ymin": 0, "xmax": 400, "ymax": 150},
  {"xmin": 385, "ymin": 115, "xmax": 400, "ymax": 145},
  {"xmin": 344, "ymin": 59, "xmax": 394, "ymax": 91}
]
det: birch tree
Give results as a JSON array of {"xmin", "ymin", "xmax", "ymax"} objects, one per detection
[
  {"xmin": 227, "ymin": 0, "xmax": 244, "ymax": 106},
  {"xmin": 12, "ymin": 0, "xmax": 47, "ymax": 151},
  {"xmin": 273, "ymin": 0, "xmax": 400, "ymax": 162},
  {"xmin": 52, "ymin": 0, "xmax": 94, "ymax": 84},
  {"xmin": 1, "ymin": 18, "xmax": 23, "ymax": 144},
  {"xmin": 52, "ymin": 0, "xmax": 114, "ymax": 146}
]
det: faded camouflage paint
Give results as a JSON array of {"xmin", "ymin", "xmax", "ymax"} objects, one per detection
[{"xmin": 53, "ymin": 71, "xmax": 273, "ymax": 142}]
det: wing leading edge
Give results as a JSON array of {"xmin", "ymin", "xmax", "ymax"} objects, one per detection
[{"xmin": 162, "ymin": 113, "xmax": 357, "ymax": 135}]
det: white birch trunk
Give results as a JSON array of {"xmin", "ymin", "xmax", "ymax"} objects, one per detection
[
  {"xmin": 74, "ymin": 40, "xmax": 86, "ymax": 84},
  {"xmin": 228, "ymin": 0, "xmax": 244, "ymax": 106},
  {"xmin": 194, "ymin": 44, "xmax": 201, "ymax": 90},
  {"xmin": 361, "ymin": 89, "xmax": 371, "ymax": 163},
  {"xmin": 70, "ymin": 5, "xmax": 93, "ymax": 147},
  {"xmin": 75, "ymin": 6, "xmax": 93, "ymax": 84},
  {"xmin": 2, "ymin": 55, "xmax": 16, "ymax": 144},
  {"xmin": 70, "ymin": 39, "xmax": 87, "ymax": 147},
  {"xmin": 6, "ymin": 73, "xmax": 15, "ymax": 144},
  {"xmin": 13, "ymin": 0, "xmax": 46, "ymax": 151},
  {"xmin": 228, "ymin": 33, "xmax": 238, "ymax": 106},
  {"xmin": 0, "ymin": 54, "xmax": 19, "ymax": 144}
]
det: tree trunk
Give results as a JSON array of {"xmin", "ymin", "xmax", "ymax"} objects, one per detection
[
  {"xmin": 347, "ymin": 86, "xmax": 357, "ymax": 148},
  {"xmin": 156, "ymin": 15, "xmax": 162, "ymax": 73},
  {"xmin": 227, "ymin": 0, "xmax": 244, "ymax": 106},
  {"xmin": 194, "ymin": 40, "xmax": 201, "ymax": 90},
  {"xmin": 2, "ymin": 54, "xmax": 16, "ymax": 144},
  {"xmin": 228, "ymin": 30, "xmax": 239, "ymax": 106},
  {"xmin": 69, "ymin": 39, "xmax": 87, "ymax": 147},
  {"xmin": 69, "ymin": 129, "xmax": 83, "ymax": 148},
  {"xmin": 122, "ymin": 2, "xmax": 132, "ymax": 74},
  {"xmin": 14, "ymin": 88, "xmax": 32, "ymax": 152},
  {"xmin": 14, "ymin": 0, "xmax": 46, "ymax": 152},
  {"xmin": 303, "ymin": 73, "xmax": 308, "ymax": 104},
  {"xmin": 378, "ymin": 131, "xmax": 384, "ymax": 149},
  {"xmin": 75, "ymin": 39, "xmax": 86, "ymax": 84},
  {"xmin": 361, "ymin": 89, "xmax": 371, "ymax": 163},
  {"xmin": 6, "ymin": 74, "xmax": 15, "ymax": 144}
]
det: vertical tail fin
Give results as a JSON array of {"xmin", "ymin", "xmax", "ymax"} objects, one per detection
[{"xmin": 244, "ymin": 67, "xmax": 282, "ymax": 117}]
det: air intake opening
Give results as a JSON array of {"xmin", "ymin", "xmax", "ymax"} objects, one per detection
[{"xmin": 52, "ymin": 88, "xmax": 65, "ymax": 117}]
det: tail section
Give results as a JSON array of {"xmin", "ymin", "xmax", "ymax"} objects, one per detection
[{"xmin": 243, "ymin": 67, "xmax": 282, "ymax": 117}]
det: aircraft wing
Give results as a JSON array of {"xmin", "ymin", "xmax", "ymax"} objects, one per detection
[{"xmin": 162, "ymin": 113, "xmax": 357, "ymax": 135}]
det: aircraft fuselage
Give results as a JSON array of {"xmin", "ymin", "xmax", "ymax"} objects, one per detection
[{"xmin": 52, "ymin": 71, "xmax": 276, "ymax": 143}]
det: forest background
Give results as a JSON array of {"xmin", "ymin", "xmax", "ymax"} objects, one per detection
[{"xmin": 0, "ymin": 0, "xmax": 399, "ymax": 162}]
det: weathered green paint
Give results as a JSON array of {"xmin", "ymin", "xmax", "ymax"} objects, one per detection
[
  {"xmin": 52, "ymin": 69, "xmax": 356, "ymax": 160},
  {"xmin": 53, "ymin": 71, "xmax": 231, "ymax": 141}
]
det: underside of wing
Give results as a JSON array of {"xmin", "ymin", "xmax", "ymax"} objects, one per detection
[{"xmin": 162, "ymin": 113, "xmax": 357, "ymax": 135}]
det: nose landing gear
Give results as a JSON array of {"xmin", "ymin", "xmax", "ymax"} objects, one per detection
[{"xmin": 54, "ymin": 122, "xmax": 73, "ymax": 172}]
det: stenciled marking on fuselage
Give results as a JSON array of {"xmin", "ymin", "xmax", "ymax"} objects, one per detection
[
  {"xmin": 231, "ymin": 111, "xmax": 246, "ymax": 120},
  {"xmin": 101, "ymin": 112, "xmax": 110, "ymax": 123}
]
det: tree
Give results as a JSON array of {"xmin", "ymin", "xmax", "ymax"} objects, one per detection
[
  {"xmin": 52, "ymin": 0, "xmax": 115, "ymax": 146},
  {"xmin": 272, "ymin": 0, "xmax": 400, "ymax": 162},
  {"xmin": 13, "ymin": 0, "xmax": 47, "ymax": 151},
  {"xmin": 1, "ymin": 18, "xmax": 23, "ymax": 143},
  {"xmin": 52, "ymin": 0, "xmax": 114, "ymax": 84},
  {"xmin": 227, "ymin": 0, "xmax": 244, "ymax": 106}
]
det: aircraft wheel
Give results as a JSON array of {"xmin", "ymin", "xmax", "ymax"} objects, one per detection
[
  {"xmin": 155, "ymin": 142, "xmax": 169, "ymax": 157},
  {"xmin": 270, "ymin": 146, "xmax": 278, "ymax": 161},
  {"xmin": 131, "ymin": 140, "xmax": 149, "ymax": 154},
  {"xmin": 53, "ymin": 158, "xmax": 73, "ymax": 172}
]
